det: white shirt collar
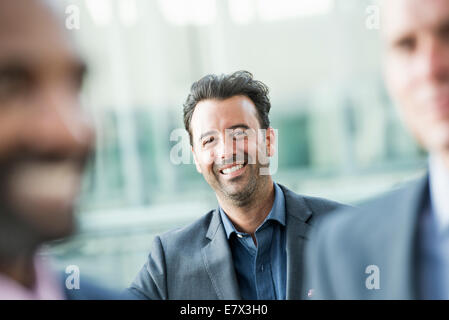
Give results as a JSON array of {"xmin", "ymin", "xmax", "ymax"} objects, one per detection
[{"xmin": 429, "ymin": 154, "xmax": 449, "ymax": 233}]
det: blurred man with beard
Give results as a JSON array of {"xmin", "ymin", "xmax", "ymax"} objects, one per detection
[
  {"xmin": 128, "ymin": 71, "xmax": 346, "ymax": 300},
  {"xmin": 0, "ymin": 0, "xmax": 117, "ymax": 299},
  {"xmin": 306, "ymin": 0, "xmax": 449, "ymax": 299}
]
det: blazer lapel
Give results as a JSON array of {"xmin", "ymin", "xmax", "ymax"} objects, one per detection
[
  {"xmin": 384, "ymin": 175, "xmax": 429, "ymax": 299},
  {"xmin": 280, "ymin": 185, "xmax": 314, "ymax": 300},
  {"xmin": 201, "ymin": 209, "xmax": 241, "ymax": 300},
  {"xmin": 286, "ymin": 216, "xmax": 313, "ymax": 299}
]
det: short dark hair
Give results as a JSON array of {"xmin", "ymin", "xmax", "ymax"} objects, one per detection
[{"xmin": 183, "ymin": 70, "xmax": 271, "ymax": 145}]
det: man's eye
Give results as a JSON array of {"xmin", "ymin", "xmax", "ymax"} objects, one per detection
[
  {"xmin": 202, "ymin": 137, "xmax": 214, "ymax": 146},
  {"xmin": 70, "ymin": 72, "xmax": 84, "ymax": 92},
  {"xmin": 394, "ymin": 37, "xmax": 416, "ymax": 52},
  {"xmin": 439, "ymin": 25, "xmax": 449, "ymax": 42},
  {"xmin": 233, "ymin": 131, "xmax": 247, "ymax": 139},
  {"xmin": 70, "ymin": 64, "xmax": 87, "ymax": 92},
  {"xmin": 0, "ymin": 71, "xmax": 31, "ymax": 98}
]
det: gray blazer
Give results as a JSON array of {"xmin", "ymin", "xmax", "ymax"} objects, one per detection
[
  {"xmin": 305, "ymin": 175, "xmax": 429, "ymax": 299},
  {"xmin": 128, "ymin": 184, "xmax": 345, "ymax": 300}
]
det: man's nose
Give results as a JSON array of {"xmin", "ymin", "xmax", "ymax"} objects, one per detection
[
  {"xmin": 418, "ymin": 37, "xmax": 449, "ymax": 83},
  {"xmin": 214, "ymin": 136, "xmax": 235, "ymax": 163},
  {"xmin": 28, "ymin": 91, "xmax": 95, "ymax": 157}
]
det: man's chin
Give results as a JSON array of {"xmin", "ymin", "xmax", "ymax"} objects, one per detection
[
  {"xmin": 218, "ymin": 181, "xmax": 255, "ymax": 204},
  {"xmin": 219, "ymin": 175, "xmax": 245, "ymax": 191}
]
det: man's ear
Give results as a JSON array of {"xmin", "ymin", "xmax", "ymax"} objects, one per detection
[
  {"xmin": 192, "ymin": 146, "xmax": 202, "ymax": 174},
  {"xmin": 265, "ymin": 127, "xmax": 276, "ymax": 157}
]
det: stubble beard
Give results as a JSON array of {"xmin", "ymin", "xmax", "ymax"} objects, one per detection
[{"xmin": 213, "ymin": 161, "xmax": 270, "ymax": 208}]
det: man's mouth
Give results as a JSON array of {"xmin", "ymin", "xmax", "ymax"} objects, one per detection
[
  {"xmin": 5, "ymin": 160, "xmax": 84, "ymax": 212},
  {"xmin": 219, "ymin": 161, "xmax": 248, "ymax": 177}
]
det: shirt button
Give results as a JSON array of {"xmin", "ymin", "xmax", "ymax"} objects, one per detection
[{"xmin": 237, "ymin": 234, "xmax": 243, "ymax": 238}]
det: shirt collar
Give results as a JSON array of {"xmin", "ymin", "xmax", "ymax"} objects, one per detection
[
  {"xmin": 0, "ymin": 253, "xmax": 64, "ymax": 300},
  {"xmin": 429, "ymin": 154, "xmax": 449, "ymax": 233},
  {"xmin": 219, "ymin": 182, "xmax": 286, "ymax": 239}
]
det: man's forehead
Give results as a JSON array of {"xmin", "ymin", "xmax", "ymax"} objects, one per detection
[
  {"xmin": 192, "ymin": 97, "xmax": 258, "ymax": 130},
  {"xmin": 0, "ymin": 0, "xmax": 79, "ymax": 68},
  {"xmin": 0, "ymin": 0, "xmax": 67, "ymax": 43},
  {"xmin": 382, "ymin": 0, "xmax": 449, "ymax": 39},
  {"xmin": 194, "ymin": 96, "xmax": 258, "ymax": 118},
  {"xmin": 0, "ymin": 0, "xmax": 51, "ymax": 29}
]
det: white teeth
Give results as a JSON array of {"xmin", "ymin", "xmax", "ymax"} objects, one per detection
[
  {"xmin": 222, "ymin": 164, "xmax": 243, "ymax": 175},
  {"xmin": 8, "ymin": 162, "xmax": 81, "ymax": 205}
]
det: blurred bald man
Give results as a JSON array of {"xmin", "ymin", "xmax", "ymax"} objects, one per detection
[
  {"xmin": 0, "ymin": 0, "xmax": 119, "ymax": 299},
  {"xmin": 305, "ymin": 0, "xmax": 449, "ymax": 299}
]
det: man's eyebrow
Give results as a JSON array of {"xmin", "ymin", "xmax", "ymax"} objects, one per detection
[
  {"xmin": 437, "ymin": 19, "xmax": 449, "ymax": 36},
  {"xmin": 0, "ymin": 61, "xmax": 32, "ymax": 77},
  {"xmin": 199, "ymin": 130, "xmax": 217, "ymax": 142},
  {"xmin": 198, "ymin": 124, "xmax": 251, "ymax": 142},
  {"xmin": 227, "ymin": 124, "xmax": 250, "ymax": 130},
  {"xmin": 0, "ymin": 54, "xmax": 43, "ymax": 72}
]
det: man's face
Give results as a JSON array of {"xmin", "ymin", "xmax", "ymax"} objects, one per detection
[
  {"xmin": 0, "ymin": 0, "xmax": 94, "ymax": 241},
  {"xmin": 383, "ymin": 0, "xmax": 449, "ymax": 155},
  {"xmin": 190, "ymin": 95, "xmax": 275, "ymax": 204}
]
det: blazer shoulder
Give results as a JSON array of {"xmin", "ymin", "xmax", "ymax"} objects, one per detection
[
  {"xmin": 311, "ymin": 176, "xmax": 427, "ymax": 247},
  {"xmin": 311, "ymin": 192, "xmax": 391, "ymax": 247},
  {"xmin": 157, "ymin": 209, "xmax": 217, "ymax": 251},
  {"xmin": 279, "ymin": 183, "xmax": 349, "ymax": 222},
  {"xmin": 302, "ymin": 195, "xmax": 350, "ymax": 215}
]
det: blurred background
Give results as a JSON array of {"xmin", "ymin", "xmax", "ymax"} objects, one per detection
[{"xmin": 47, "ymin": 0, "xmax": 427, "ymax": 290}]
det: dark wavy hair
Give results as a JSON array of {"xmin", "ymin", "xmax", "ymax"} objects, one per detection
[{"xmin": 183, "ymin": 70, "xmax": 271, "ymax": 145}]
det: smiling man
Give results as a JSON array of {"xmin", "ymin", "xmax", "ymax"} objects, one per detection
[{"xmin": 128, "ymin": 71, "xmax": 345, "ymax": 300}]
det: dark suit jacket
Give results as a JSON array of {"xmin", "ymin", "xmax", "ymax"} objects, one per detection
[
  {"xmin": 305, "ymin": 175, "xmax": 429, "ymax": 299},
  {"xmin": 127, "ymin": 184, "xmax": 345, "ymax": 300}
]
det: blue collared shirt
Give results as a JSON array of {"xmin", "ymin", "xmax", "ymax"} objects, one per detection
[{"xmin": 219, "ymin": 182, "xmax": 287, "ymax": 300}]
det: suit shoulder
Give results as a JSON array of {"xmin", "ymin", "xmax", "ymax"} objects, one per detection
[
  {"xmin": 279, "ymin": 183, "xmax": 349, "ymax": 222},
  {"xmin": 328, "ymin": 180, "xmax": 416, "ymax": 224},
  {"xmin": 302, "ymin": 195, "xmax": 349, "ymax": 214},
  {"xmin": 312, "ymin": 181, "xmax": 419, "ymax": 246},
  {"xmin": 156, "ymin": 209, "xmax": 216, "ymax": 249}
]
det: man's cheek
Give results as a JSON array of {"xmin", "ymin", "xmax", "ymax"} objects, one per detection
[
  {"xmin": 0, "ymin": 110, "xmax": 28, "ymax": 156},
  {"xmin": 257, "ymin": 145, "xmax": 270, "ymax": 166},
  {"xmin": 255, "ymin": 136, "xmax": 269, "ymax": 164},
  {"xmin": 198, "ymin": 151, "xmax": 215, "ymax": 167},
  {"xmin": 385, "ymin": 62, "xmax": 408, "ymax": 100}
]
